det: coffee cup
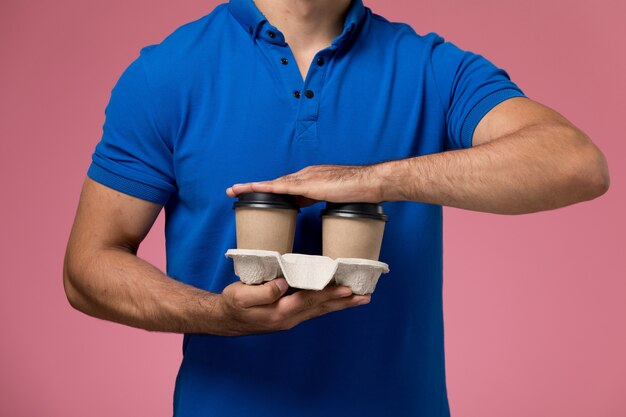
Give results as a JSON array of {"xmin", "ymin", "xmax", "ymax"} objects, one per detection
[
  {"xmin": 321, "ymin": 202, "xmax": 388, "ymax": 260},
  {"xmin": 234, "ymin": 192, "xmax": 299, "ymax": 254}
]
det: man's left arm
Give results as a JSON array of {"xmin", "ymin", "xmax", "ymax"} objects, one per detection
[{"xmin": 227, "ymin": 97, "xmax": 609, "ymax": 214}]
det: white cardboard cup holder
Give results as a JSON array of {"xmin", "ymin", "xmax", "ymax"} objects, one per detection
[{"xmin": 225, "ymin": 249, "xmax": 389, "ymax": 295}]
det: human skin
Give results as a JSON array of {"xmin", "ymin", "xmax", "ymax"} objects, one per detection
[
  {"xmin": 253, "ymin": 0, "xmax": 352, "ymax": 80},
  {"xmin": 227, "ymin": 97, "xmax": 610, "ymax": 214}
]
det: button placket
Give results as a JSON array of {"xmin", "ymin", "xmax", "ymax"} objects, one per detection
[
  {"xmin": 293, "ymin": 52, "xmax": 330, "ymax": 142},
  {"xmin": 256, "ymin": 38, "xmax": 302, "ymax": 107},
  {"xmin": 255, "ymin": 31, "xmax": 330, "ymax": 143}
]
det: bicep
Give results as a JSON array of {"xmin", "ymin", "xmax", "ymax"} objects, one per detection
[
  {"xmin": 472, "ymin": 97, "xmax": 575, "ymax": 146},
  {"xmin": 68, "ymin": 178, "xmax": 162, "ymax": 256}
]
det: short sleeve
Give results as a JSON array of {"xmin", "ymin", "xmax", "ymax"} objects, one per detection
[
  {"xmin": 87, "ymin": 50, "xmax": 176, "ymax": 205},
  {"xmin": 429, "ymin": 35, "xmax": 526, "ymax": 150}
]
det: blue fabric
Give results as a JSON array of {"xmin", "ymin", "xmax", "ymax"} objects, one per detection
[{"xmin": 88, "ymin": 0, "xmax": 525, "ymax": 415}]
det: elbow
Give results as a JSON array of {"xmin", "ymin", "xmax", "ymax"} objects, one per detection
[
  {"xmin": 567, "ymin": 132, "xmax": 610, "ymax": 201},
  {"xmin": 579, "ymin": 143, "xmax": 610, "ymax": 200},
  {"xmin": 590, "ymin": 149, "xmax": 610, "ymax": 198},
  {"xmin": 63, "ymin": 251, "xmax": 89, "ymax": 313}
]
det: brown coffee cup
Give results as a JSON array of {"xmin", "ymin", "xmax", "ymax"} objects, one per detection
[
  {"xmin": 321, "ymin": 202, "xmax": 388, "ymax": 260},
  {"xmin": 234, "ymin": 192, "xmax": 299, "ymax": 254}
]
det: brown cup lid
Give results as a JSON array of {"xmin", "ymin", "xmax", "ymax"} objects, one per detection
[{"xmin": 321, "ymin": 202, "xmax": 388, "ymax": 222}]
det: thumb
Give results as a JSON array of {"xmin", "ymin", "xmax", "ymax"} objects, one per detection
[{"xmin": 231, "ymin": 278, "xmax": 289, "ymax": 308}]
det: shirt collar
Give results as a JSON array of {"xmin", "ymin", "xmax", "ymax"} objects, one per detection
[{"xmin": 228, "ymin": 0, "xmax": 366, "ymax": 46}]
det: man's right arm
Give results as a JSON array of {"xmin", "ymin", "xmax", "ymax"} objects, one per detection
[{"xmin": 63, "ymin": 178, "xmax": 369, "ymax": 336}]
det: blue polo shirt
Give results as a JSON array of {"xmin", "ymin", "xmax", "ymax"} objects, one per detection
[{"xmin": 87, "ymin": 0, "xmax": 525, "ymax": 415}]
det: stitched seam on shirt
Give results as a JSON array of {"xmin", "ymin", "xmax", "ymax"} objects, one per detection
[
  {"xmin": 427, "ymin": 40, "xmax": 448, "ymax": 123},
  {"xmin": 310, "ymin": 58, "xmax": 331, "ymax": 122},
  {"xmin": 460, "ymin": 88, "xmax": 525, "ymax": 147},
  {"xmin": 90, "ymin": 160, "xmax": 175, "ymax": 193},
  {"xmin": 296, "ymin": 121, "xmax": 316, "ymax": 139}
]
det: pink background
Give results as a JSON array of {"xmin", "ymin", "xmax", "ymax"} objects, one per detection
[{"xmin": 1, "ymin": 0, "xmax": 624, "ymax": 415}]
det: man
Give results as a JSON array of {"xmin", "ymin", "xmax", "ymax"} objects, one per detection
[{"xmin": 63, "ymin": 0, "xmax": 609, "ymax": 415}]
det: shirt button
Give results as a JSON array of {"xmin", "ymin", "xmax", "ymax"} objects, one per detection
[
  {"xmin": 293, "ymin": 90, "xmax": 301, "ymax": 98},
  {"xmin": 304, "ymin": 90, "xmax": 314, "ymax": 99},
  {"xmin": 316, "ymin": 56, "xmax": 324, "ymax": 66},
  {"xmin": 280, "ymin": 58, "xmax": 288, "ymax": 65},
  {"xmin": 267, "ymin": 30, "xmax": 276, "ymax": 39},
  {"xmin": 249, "ymin": 26, "xmax": 253, "ymax": 34}
]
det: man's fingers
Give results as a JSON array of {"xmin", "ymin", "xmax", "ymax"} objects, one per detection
[
  {"xmin": 242, "ymin": 181, "xmax": 291, "ymax": 195},
  {"xmin": 278, "ymin": 285, "xmax": 354, "ymax": 315},
  {"xmin": 222, "ymin": 282, "xmax": 371, "ymax": 334},
  {"xmin": 227, "ymin": 183, "xmax": 257, "ymax": 196},
  {"xmin": 226, "ymin": 181, "xmax": 286, "ymax": 196},
  {"xmin": 283, "ymin": 294, "xmax": 371, "ymax": 329},
  {"xmin": 313, "ymin": 294, "xmax": 371, "ymax": 317},
  {"xmin": 227, "ymin": 179, "xmax": 305, "ymax": 197},
  {"xmin": 227, "ymin": 184, "xmax": 321, "ymax": 208},
  {"xmin": 227, "ymin": 278, "xmax": 289, "ymax": 309}
]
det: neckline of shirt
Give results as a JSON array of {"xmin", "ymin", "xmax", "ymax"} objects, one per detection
[{"xmin": 228, "ymin": 0, "xmax": 366, "ymax": 48}]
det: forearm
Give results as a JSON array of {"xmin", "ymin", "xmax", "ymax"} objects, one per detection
[
  {"xmin": 376, "ymin": 123, "xmax": 609, "ymax": 214},
  {"xmin": 64, "ymin": 247, "xmax": 221, "ymax": 334}
]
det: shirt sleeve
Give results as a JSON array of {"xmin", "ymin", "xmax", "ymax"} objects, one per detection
[
  {"xmin": 429, "ymin": 35, "xmax": 526, "ymax": 150},
  {"xmin": 87, "ymin": 49, "xmax": 176, "ymax": 205}
]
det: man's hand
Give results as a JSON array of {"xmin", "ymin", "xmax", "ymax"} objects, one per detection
[
  {"xmin": 216, "ymin": 278, "xmax": 370, "ymax": 336},
  {"xmin": 226, "ymin": 164, "xmax": 382, "ymax": 206}
]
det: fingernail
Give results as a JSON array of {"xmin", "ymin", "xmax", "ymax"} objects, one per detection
[
  {"xmin": 273, "ymin": 278, "xmax": 289, "ymax": 293},
  {"xmin": 357, "ymin": 297, "xmax": 371, "ymax": 305}
]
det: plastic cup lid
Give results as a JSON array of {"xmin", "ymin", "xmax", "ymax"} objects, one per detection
[
  {"xmin": 321, "ymin": 202, "xmax": 388, "ymax": 222},
  {"xmin": 233, "ymin": 192, "xmax": 300, "ymax": 211}
]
